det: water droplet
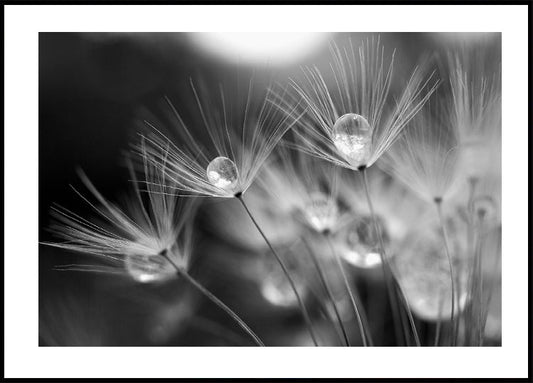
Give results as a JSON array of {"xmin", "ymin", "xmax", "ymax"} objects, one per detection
[
  {"xmin": 124, "ymin": 253, "xmax": 175, "ymax": 283},
  {"xmin": 206, "ymin": 156, "xmax": 239, "ymax": 192},
  {"xmin": 394, "ymin": 234, "xmax": 469, "ymax": 321},
  {"xmin": 302, "ymin": 193, "xmax": 338, "ymax": 233},
  {"xmin": 332, "ymin": 113, "xmax": 372, "ymax": 167},
  {"xmin": 338, "ymin": 215, "xmax": 388, "ymax": 268},
  {"xmin": 260, "ymin": 266, "xmax": 305, "ymax": 308}
]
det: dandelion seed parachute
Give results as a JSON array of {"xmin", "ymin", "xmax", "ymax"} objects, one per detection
[
  {"xmin": 380, "ymin": 99, "xmax": 461, "ymax": 204},
  {"xmin": 449, "ymin": 176, "xmax": 501, "ymax": 346},
  {"xmin": 269, "ymin": 35, "xmax": 439, "ymax": 171},
  {"xmin": 44, "ymin": 153, "xmax": 196, "ymax": 283},
  {"xmin": 137, "ymin": 74, "xmax": 304, "ymax": 198},
  {"xmin": 303, "ymin": 192, "xmax": 339, "ymax": 234},
  {"xmin": 379, "ymin": 99, "xmax": 464, "ymax": 340},
  {"xmin": 446, "ymin": 42, "xmax": 501, "ymax": 181},
  {"xmin": 134, "ymin": 77, "xmax": 318, "ymax": 344},
  {"xmin": 254, "ymin": 146, "xmax": 347, "ymax": 235},
  {"xmin": 427, "ymin": 39, "xmax": 502, "ymax": 194}
]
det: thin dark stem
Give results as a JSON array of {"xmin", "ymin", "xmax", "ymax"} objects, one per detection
[
  {"xmin": 479, "ymin": 225, "xmax": 501, "ymax": 347},
  {"xmin": 395, "ymin": 290, "xmax": 412, "ymax": 346},
  {"xmin": 236, "ymin": 194, "xmax": 320, "ymax": 346},
  {"xmin": 473, "ymin": 215, "xmax": 486, "ymax": 346},
  {"xmin": 463, "ymin": 177, "xmax": 478, "ymax": 345},
  {"xmin": 474, "ymin": 226, "xmax": 484, "ymax": 346},
  {"xmin": 304, "ymin": 238, "xmax": 351, "ymax": 346},
  {"xmin": 326, "ymin": 234, "xmax": 370, "ymax": 347},
  {"xmin": 361, "ymin": 168, "xmax": 421, "ymax": 347},
  {"xmin": 162, "ymin": 253, "xmax": 265, "ymax": 347},
  {"xmin": 433, "ymin": 320, "xmax": 442, "ymax": 347},
  {"xmin": 434, "ymin": 199, "xmax": 456, "ymax": 346},
  {"xmin": 433, "ymin": 294, "xmax": 444, "ymax": 346}
]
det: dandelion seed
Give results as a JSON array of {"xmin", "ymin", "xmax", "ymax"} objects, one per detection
[
  {"xmin": 380, "ymin": 99, "xmax": 460, "ymax": 204},
  {"xmin": 447, "ymin": 47, "xmax": 501, "ymax": 181},
  {"xmin": 303, "ymin": 192, "xmax": 339, "ymax": 234},
  {"xmin": 270, "ymin": 35, "xmax": 438, "ymax": 171},
  {"xmin": 254, "ymin": 146, "xmax": 348, "ymax": 235},
  {"xmin": 137, "ymin": 75, "xmax": 316, "ymax": 345},
  {"xmin": 379, "ymin": 96, "xmax": 464, "ymax": 342},
  {"xmin": 44, "ymin": 150, "xmax": 264, "ymax": 346},
  {"xmin": 269, "ymin": 37, "xmax": 438, "ymax": 345},
  {"xmin": 44, "ymin": 159, "xmax": 194, "ymax": 283},
  {"xmin": 138, "ymin": 75, "xmax": 303, "ymax": 199},
  {"xmin": 258, "ymin": 147, "xmax": 371, "ymax": 345}
]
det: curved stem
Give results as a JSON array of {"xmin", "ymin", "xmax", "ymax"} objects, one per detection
[
  {"xmin": 326, "ymin": 235, "xmax": 369, "ymax": 346},
  {"xmin": 474, "ymin": 226, "xmax": 484, "ymax": 346},
  {"xmin": 303, "ymin": 238, "xmax": 351, "ymax": 346},
  {"xmin": 162, "ymin": 253, "xmax": 265, "ymax": 347},
  {"xmin": 473, "ymin": 215, "xmax": 490, "ymax": 346},
  {"xmin": 464, "ymin": 177, "xmax": 478, "ymax": 345},
  {"xmin": 361, "ymin": 168, "xmax": 421, "ymax": 346},
  {"xmin": 434, "ymin": 199, "xmax": 456, "ymax": 346},
  {"xmin": 433, "ymin": 293, "xmax": 444, "ymax": 346},
  {"xmin": 236, "ymin": 195, "xmax": 319, "ymax": 346}
]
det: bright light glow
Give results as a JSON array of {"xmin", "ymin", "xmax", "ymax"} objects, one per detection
[
  {"xmin": 342, "ymin": 250, "xmax": 382, "ymax": 269},
  {"xmin": 190, "ymin": 32, "xmax": 330, "ymax": 66}
]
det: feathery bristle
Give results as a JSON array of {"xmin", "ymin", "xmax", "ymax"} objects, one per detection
[
  {"xmin": 447, "ymin": 48, "xmax": 501, "ymax": 180},
  {"xmin": 44, "ymin": 154, "xmax": 196, "ymax": 282},
  {"xmin": 137, "ymin": 75, "xmax": 304, "ymax": 198},
  {"xmin": 269, "ymin": 36, "xmax": 439, "ymax": 170},
  {"xmin": 380, "ymin": 100, "xmax": 460, "ymax": 203}
]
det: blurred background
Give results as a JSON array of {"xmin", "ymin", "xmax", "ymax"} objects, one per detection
[{"xmin": 39, "ymin": 32, "xmax": 501, "ymax": 346}]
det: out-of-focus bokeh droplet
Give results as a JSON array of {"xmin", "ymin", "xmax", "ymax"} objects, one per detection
[
  {"xmin": 302, "ymin": 192, "xmax": 339, "ymax": 233},
  {"xmin": 260, "ymin": 265, "xmax": 306, "ymax": 308},
  {"xmin": 395, "ymin": 233, "xmax": 469, "ymax": 321},
  {"xmin": 337, "ymin": 215, "xmax": 389, "ymax": 269}
]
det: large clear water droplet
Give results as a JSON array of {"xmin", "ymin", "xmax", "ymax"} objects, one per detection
[
  {"xmin": 332, "ymin": 113, "xmax": 372, "ymax": 168},
  {"xmin": 124, "ymin": 253, "xmax": 175, "ymax": 283},
  {"xmin": 394, "ymin": 234, "xmax": 469, "ymax": 321},
  {"xmin": 206, "ymin": 156, "xmax": 239, "ymax": 192},
  {"xmin": 338, "ymin": 215, "xmax": 388, "ymax": 268},
  {"xmin": 302, "ymin": 193, "xmax": 338, "ymax": 233}
]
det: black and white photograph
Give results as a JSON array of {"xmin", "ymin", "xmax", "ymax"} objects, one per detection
[
  {"xmin": 38, "ymin": 31, "xmax": 502, "ymax": 348},
  {"xmin": 4, "ymin": 2, "xmax": 529, "ymax": 380}
]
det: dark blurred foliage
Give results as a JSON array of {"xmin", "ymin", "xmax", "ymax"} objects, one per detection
[{"xmin": 39, "ymin": 32, "xmax": 501, "ymax": 346}]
